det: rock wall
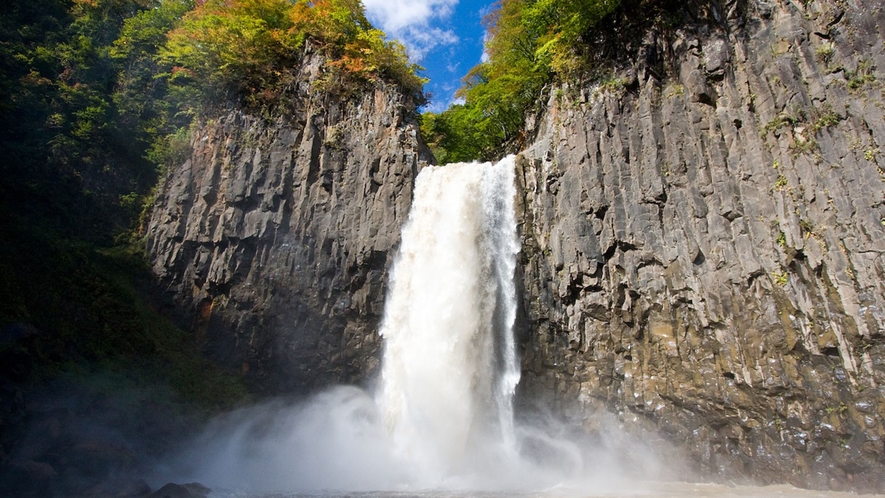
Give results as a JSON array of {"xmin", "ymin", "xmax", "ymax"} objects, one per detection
[
  {"xmin": 517, "ymin": 0, "xmax": 885, "ymax": 491},
  {"xmin": 147, "ymin": 50, "xmax": 431, "ymax": 393}
]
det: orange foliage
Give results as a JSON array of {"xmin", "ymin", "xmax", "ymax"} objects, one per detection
[{"xmin": 163, "ymin": 0, "xmax": 425, "ymax": 104}]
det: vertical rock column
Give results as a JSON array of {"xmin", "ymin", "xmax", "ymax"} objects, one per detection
[{"xmin": 518, "ymin": 0, "xmax": 885, "ymax": 491}]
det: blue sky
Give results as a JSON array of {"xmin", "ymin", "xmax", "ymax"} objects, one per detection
[{"xmin": 363, "ymin": 0, "xmax": 494, "ymax": 113}]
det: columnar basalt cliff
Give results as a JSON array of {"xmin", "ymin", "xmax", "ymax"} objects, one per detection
[
  {"xmin": 148, "ymin": 49, "xmax": 431, "ymax": 393},
  {"xmin": 146, "ymin": 0, "xmax": 885, "ymax": 491},
  {"xmin": 517, "ymin": 0, "xmax": 885, "ymax": 491}
]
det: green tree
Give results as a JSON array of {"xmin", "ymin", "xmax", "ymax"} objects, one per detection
[
  {"xmin": 0, "ymin": 0, "xmax": 162, "ymax": 238},
  {"xmin": 425, "ymin": 0, "xmax": 621, "ymax": 162},
  {"xmin": 112, "ymin": 0, "xmax": 196, "ymax": 170},
  {"xmin": 0, "ymin": 0, "xmax": 250, "ymax": 410}
]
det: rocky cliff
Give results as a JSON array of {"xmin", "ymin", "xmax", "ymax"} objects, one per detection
[
  {"xmin": 147, "ymin": 0, "xmax": 885, "ymax": 491},
  {"xmin": 516, "ymin": 0, "xmax": 885, "ymax": 491},
  {"xmin": 147, "ymin": 49, "xmax": 431, "ymax": 393}
]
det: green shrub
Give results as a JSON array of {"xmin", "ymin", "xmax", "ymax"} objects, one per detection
[{"xmin": 0, "ymin": 220, "xmax": 249, "ymax": 410}]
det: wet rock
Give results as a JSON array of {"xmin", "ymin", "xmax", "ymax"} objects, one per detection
[
  {"xmin": 146, "ymin": 483, "xmax": 210, "ymax": 498},
  {"xmin": 0, "ymin": 377, "xmax": 204, "ymax": 498},
  {"xmin": 64, "ymin": 441, "xmax": 137, "ymax": 480},
  {"xmin": 82, "ymin": 478, "xmax": 151, "ymax": 498}
]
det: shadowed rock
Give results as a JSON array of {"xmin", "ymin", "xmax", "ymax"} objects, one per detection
[
  {"xmin": 147, "ymin": 45, "xmax": 432, "ymax": 395},
  {"xmin": 146, "ymin": 482, "xmax": 209, "ymax": 498}
]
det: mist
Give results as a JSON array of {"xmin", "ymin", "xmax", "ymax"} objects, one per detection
[{"xmin": 156, "ymin": 385, "xmax": 675, "ymax": 495}]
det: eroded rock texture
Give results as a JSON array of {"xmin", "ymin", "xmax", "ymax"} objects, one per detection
[
  {"xmin": 517, "ymin": 0, "xmax": 885, "ymax": 491},
  {"xmin": 148, "ymin": 51, "xmax": 431, "ymax": 393}
]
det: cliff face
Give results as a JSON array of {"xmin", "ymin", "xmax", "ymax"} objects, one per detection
[
  {"xmin": 147, "ymin": 50, "xmax": 431, "ymax": 393},
  {"xmin": 517, "ymin": 0, "xmax": 885, "ymax": 491}
]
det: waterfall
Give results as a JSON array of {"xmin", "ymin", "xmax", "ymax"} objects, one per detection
[
  {"xmin": 175, "ymin": 156, "xmax": 598, "ymax": 494},
  {"xmin": 377, "ymin": 156, "xmax": 522, "ymax": 484}
]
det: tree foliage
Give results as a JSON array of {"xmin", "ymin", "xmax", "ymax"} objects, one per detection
[
  {"xmin": 0, "ymin": 0, "xmax": 161, "ymax": 239},
  {"xmin": 0, "ymin": 0, "xmax": 245, "ymax": 411},
  {"xmin": 160, "ymin": 0, "xmax": 426, "ymax": 107},
  {"xmin": 112, "ymin": 0, "xmax": 197, "ymax": 169},
  {"xmin": 423, "ymin": 0, "xmax": 621, "ymax": 162}
]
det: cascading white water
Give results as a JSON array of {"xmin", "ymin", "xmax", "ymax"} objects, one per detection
[
  {"xmin": 173, "ymin": 156, "xmax": 600, "ymax": 493},
  {"xmin": 377, "ymin": 156, "xmax": 522, "ymax": 484}
]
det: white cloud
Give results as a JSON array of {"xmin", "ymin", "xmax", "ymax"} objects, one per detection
[
  {"xmin": 423, "ymin": 100, "xmax": 449, "ymax": 113},
  {"xmin": 363, "ymin": 0, "xmax": 457, "ymax": 32},
  {"xmin": 404, "ymin": 27, "xmax": 459, "ymax": 60},
  {"xmin": 422, "ymin": 95, "xmax": 463, "ymax": 114},
  {"xmin": 363, "ymin": 0, "xmax": 460, "ymax": 61},
  {"xmin": 479, "ymin": 29, "xmax": 490, "ymax": 63}
]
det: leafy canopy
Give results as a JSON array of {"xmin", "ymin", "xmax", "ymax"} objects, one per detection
[
  {"xmin": 160, "ymin": 0, "xmax": 426, "ymax": 106},
  {"xmin": 0, "ymin": 0, "xmax": 426, "ymax": 240}
]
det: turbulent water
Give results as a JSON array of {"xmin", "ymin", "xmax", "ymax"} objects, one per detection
[
  {"xmin": 157, "ymin": 157, "xmax": 885, "ymax": 498},
  {"xmin": 377, "ymin": 157, "xmax": 522, "ymax": 485}
]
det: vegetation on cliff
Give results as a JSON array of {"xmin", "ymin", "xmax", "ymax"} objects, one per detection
[
  {"xmin": 0, "ymin": 219, "xmax": 250, "ymax": 409},
  {"xmin": 0, "ymin": 0, "xmax": 424, "ymax": 407},
  {"xmin": 158, "ymin": 0, "xmax": 425, "ymax": 107},
  {"xmin": 1, "ymin": 3, "xmax": 425, "ymax": 490},
  {"xmin": 421, "ymin": 0, "xmax": 621, "ymax": 162}
]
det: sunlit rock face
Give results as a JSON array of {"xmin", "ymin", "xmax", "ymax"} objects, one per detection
[
  {"xmin": 147, "ymin": 46, "xmax": 432, "ymax": 394},
  {"xmin": 516, "ymin": 0, "xmax": 885, "ymax": 492}
]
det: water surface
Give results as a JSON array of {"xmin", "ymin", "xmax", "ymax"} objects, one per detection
[{"xmin": 217, "ymin": 481, "xmax": 884, "ymax": 498}]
